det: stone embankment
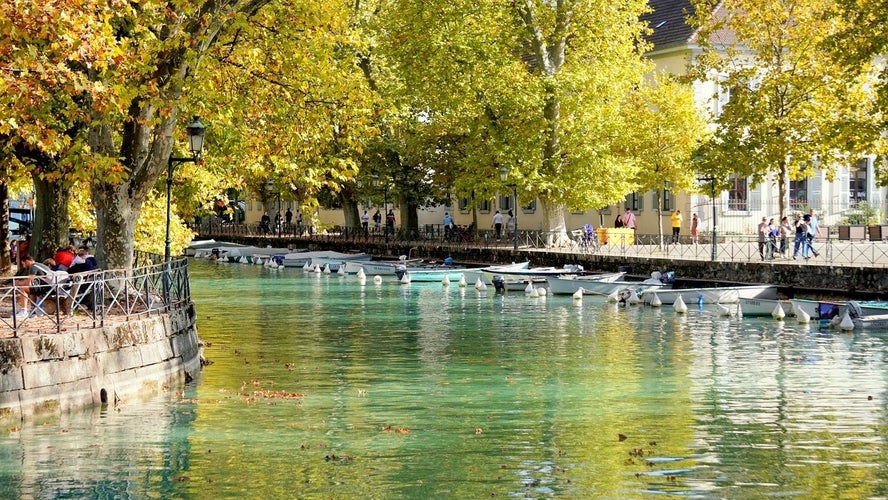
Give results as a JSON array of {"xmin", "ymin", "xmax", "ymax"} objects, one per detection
[{"xmin": 0, "ymin": 305, "xmax": 201, "ymax": 421}]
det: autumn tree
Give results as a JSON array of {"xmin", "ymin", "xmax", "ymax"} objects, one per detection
[
  {"xmin": 690, "ymin": 0, "xmax": 886, "ymax": 219},
  {"xmin": 381, "ymin": 0, "xmax": 654, "ymax": 243},
  {"xmin": 616, "ymin": 72, "xmax": 710, "ymax": 246}
]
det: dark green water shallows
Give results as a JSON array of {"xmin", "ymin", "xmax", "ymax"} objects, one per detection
[{"xmin": 1, "ymin": 260, "xmax": 886, "ymax": 499}]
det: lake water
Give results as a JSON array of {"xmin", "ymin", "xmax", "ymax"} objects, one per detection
[{"xmin": 1, "ymin": 260, "xmax": 886, "ymax": 498}]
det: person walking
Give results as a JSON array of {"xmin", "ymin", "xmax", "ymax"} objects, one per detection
[
  {"xmin": 792, "ymin": 213, "xmax": 808, "ymax": 259},
  {"xmin": 690, "ymin": 213, "xmax": 699, "ymax": 244},
  {"xmin": 443, "ymin": 212, "xmax": 454, "ymax": 240},
  {"xmin": 803, "ymin": 213, "xmax": 820, "ymax": 258},
  {"xmin": 670, "ymin": 210, "xmax": 682, "ymax": 244},
  {"xmin": 757, "ymin": 217, "xmax": 768, "ymax": 260},
  {"xmin": 361, "ymin": 210, "xmax": 370, "ymax": 236},
  {"xmin": 492, "ymin": 210, "xmax": 503, "ymax": 241},
  {"xmin": 620, "ymin": 208, "xmax": 636, "ymax": 230},
  {"xmin": 778, "ymin": 216, "xmax": 791, "ymax": 257},
  {"xmin": 260, "ymin": 211, "xmax": 271, "ymax": 235},
  {"xmin": 285, "ymin": 208, "xmax": 293, "ymax": 228}
]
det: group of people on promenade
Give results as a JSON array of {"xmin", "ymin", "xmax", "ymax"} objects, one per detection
[
  {"xmin": 490, "ymin": 210, "xmax": 516, "ymax": 241},
  {"xmin": 756, "ymin": 209, "xmax": 822, "ymax": 260},
  {"xmin": 12, "ymin": 244, "xmax": 98, "ymax": 319},
  {"xmin": 358, "ymin": 209, "xmax": 396, "ymax": 237}
]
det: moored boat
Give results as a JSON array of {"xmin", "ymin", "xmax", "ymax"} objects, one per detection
[
  {"xmin": 739, "ymin": 297, "xmax": 795, "ymax": 317},
  {"xmin": 396, "ymin": 266, "xmax": 468, "ymax": 282},
  {"xmin": 461, "ymin": 262, "xmax": 530, "ymax": 285},
  {"xmin": 282, "ymin": 250, "xmax": 371, "ymax": 269},
  {"xmin": 546, "ymin": 272, "xmax": 633, "ymax": 295},
  {"xmin": 642, "ymin": 284, "xmax": 777, "ymax": 305}
]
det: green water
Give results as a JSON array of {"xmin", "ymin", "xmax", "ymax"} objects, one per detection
[{"xmin": 1, "ymin": 259, "xmax": 887, "ymax": 498}]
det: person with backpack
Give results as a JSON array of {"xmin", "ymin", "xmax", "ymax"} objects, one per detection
[{"xmin": 792, "ymin": 213, "xmax": 809, "ymax": 259}]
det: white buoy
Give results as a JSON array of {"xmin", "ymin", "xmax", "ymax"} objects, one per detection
[
  {"xmin": 400, "ymin": 273, "xmax": 411, "ymax": 284},
  {"xmin": 358, "ymin": 275, "xmax": 367, "ymax": 285},
  {"xmin": 572, "ymin": 289, "xmax": 584, "ymax": 301},
  {"xmin": 772, "ymin": 304, "xmax": 785, "ymax": 320},
  {"xmin": 458, "ymin": 274, "xmax": 467, "ymax": 287},
  {"xmin": 323, "ymin": 264, "xmax": 332, "ymax": 274},
  {"xmin": 475, "ymin": 278, "xmax": 484, "ymax": 290},
  {"xmin": 649, "ymin": 292, "xmax": 662, "ymax": 307},
  {"xmin": 528, "ymin": 287, "xmax": 539, "ymax": 298},
  {"xmin": 373, "ymin": 275, "xmax": 383, "ymax": 284},
  {"xmin": 627, "ymin": 290, "xmax": 641, "ymax": 305},
  {"xmin": 313, "ymin": 264, "xmax": 321, "ymax": 273},
  {"xmin": 525, "ymin": 283, "xmax": 534, "ymax": 295},
  {"xmin": 303, "ymin": 262, "xmax": 311, "ymax": 271},
  {"xmin": 673, "ymin": 295, "xmax": 688, "ymax": 314},
  {"xmin": 606, "ymin": 289, "xmax": 620, "ymax": 303},
  {"xmin": 839, "ymin": 312, "xmax": 855, "ymax": 331},
  {"xmin": 736, "ymin": 303, "xmax": 743, "ymax": 317},
  {"xmin": 537, "ymin": 288, "xmax": 546, "ymax": 301},
  {"xmin": 357, "ymin": 268, "xmax": 366, "ymax": 279},
  {"xmin": 442, "ymin": 275, "xmax": 450, "ymax": 287},
  {"xmin": 337, "ymin": 266, "xmax": 345, "ymax": 275},
  {"xmin": 717, "ymin": 304, "xmax": 732, "ymax": 317},
  {"xmin": 797, "ymin": 308, "xmax": 811, "ymax": 323},
  {"xmin": 539, "ymin": 287, "xmax": 548, "ymax": 296}
]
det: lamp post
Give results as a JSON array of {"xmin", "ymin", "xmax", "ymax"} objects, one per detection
[
  {"xmin": 165, "ymin": 117, "xmax": 206, "ymax": 263},
  {"xmin": 164, "ymin": 116, "xmax": 205, "ymax": 308},
  {"xmin": 372, "ymin": 175, "xmax": 389, "ymax": 243},
  {"xmin": 698, "ymin": 176, "xmax": 717, "ymax": 261},
  {"xmin": 500, "ymin": 167, "xmax": 518, "ymax": 251}
]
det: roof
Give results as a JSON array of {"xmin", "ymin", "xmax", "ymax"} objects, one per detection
[{"xmin": 641, "ymin": 0, "xmax": 699, "ymax": 51}]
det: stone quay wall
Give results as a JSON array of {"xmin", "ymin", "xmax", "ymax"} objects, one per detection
[{"xmin": 0, "ymin": 304, "xmax": 201, "ymax": 422}]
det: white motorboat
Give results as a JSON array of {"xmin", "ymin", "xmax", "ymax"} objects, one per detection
[
  {"xmin": 480, "ymin": 264, "xmax": 585, "ymax": 284},
  {"xmin": 282, "ymin": 251, "xmax": 371, "ymax": 269},
  {"xmin": 309, "ymin": 253, "xmax": 372, "ymax": 272},
  {"xmin": 461, "ymin": 262, "xmax": 530, "ymax": 285},
  {"xmin": 546, "ymin": 272, "xmax": 635, "ymax": 295},
  {"xmin": 395, "ymin": 266, "xmax": 468, "ymax": 282},
  {"xmin": 641, "ymin": 284, "xmax": 777, "ymax": 305},
  {"xmin": 739, "ymin": 297, "xmax": 795, "ymax": 317},
  {"xmin": 343, "ymin": 258, "xmax": 423, "ymax": 275}
]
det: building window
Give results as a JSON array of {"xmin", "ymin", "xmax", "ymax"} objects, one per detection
[
  {"xmin": 789, "ymin": 178, "xmax": 807, "ymax": 210},
  {"xmin": 624, "ymin": 193, "xmax": 642, "ymax": 212},
  {"xmin": 498, "ymin": 194, "xmax": 513, "ymax": 212},
  {"xmin": 727, "ymin": 176, "xmax": 748, "ymax": 211},
  {"xmin": 458, "ymin": 197, "xmax": 470, "ymax": 213},
  {"xmin": 478, "ymin": 200, "xmax": 491, "ymax": 213},
  {"xmin": 662, "ymin": 188, "xmax": 673, "ymax": 212},
  {"xmin": 850, "ymin": 159, "xmax": 868, "ymax": 205},
  {"xmin": 521, "ymin": 200, "xmax": 536, "ymax": 213}
]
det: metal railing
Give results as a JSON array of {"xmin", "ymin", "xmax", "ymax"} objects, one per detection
[
  {"xmin": 194, "ymin": 219, "xmax": 888, "ymax": 268},
  {"xmin": 1, "ymin": 256, "xmax": 191, "ymax": 336}
]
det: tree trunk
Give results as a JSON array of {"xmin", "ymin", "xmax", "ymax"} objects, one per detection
[
  {"xmin": 31, "ymin": 174, "xmax": 72, "ymax": 261},
  {"xmin": 541, "ymin": 200, "xmax": 569, "ymax": 247},
  {"xmin": 403, "ymin": 200, "xmax": 419, "ymax": 238},
  {"xmin": 778, "ymin": 160, "xmax": 789, "ymax": 221},
  {"xmin": 341, "ymin": 194, "xmax": 359, "ymax": 234},
  {"xmin": 92, "ymin": 183, "xmax": 141, "ymax": 271},
  {"xmin": 656, "ymin": 189, "xmax": 665, "ymax": 250},
  {"xmin": 89, "ymin": 106, "xmax": 181, "ymax": 270}
]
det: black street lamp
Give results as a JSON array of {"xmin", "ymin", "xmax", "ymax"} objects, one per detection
[
  {"xmin": 500, "ymin": 167, "xmax": 518, "ymax": 251},
  {"xmin": 165, "ymin": 117, "xmax": 206, "ymax": 263},
  {"xmin": 372, "ymin": 174, "xmax": 390, "ymax": 243},
  {"xmin": 698, "ymin": 176, "xmax": 717, "ymax": 262}
]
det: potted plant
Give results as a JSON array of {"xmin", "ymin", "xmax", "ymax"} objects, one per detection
[{"xmin": 839, "ymin": 202, "xmax": 878, "ymax": 240}]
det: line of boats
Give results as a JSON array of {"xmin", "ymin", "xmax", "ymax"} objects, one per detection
[{"xmin": 188, "ymin": 240, "xmax": 887, "ymax": 331}]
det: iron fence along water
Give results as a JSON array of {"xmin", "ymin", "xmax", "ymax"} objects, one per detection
[
  {"xmin": 194, "ymin": 220, "xmax": 888, "ymax": 268},
  {"xmin": 0, "ymin": 256, "xmax": 191, "ymax": 335}
]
